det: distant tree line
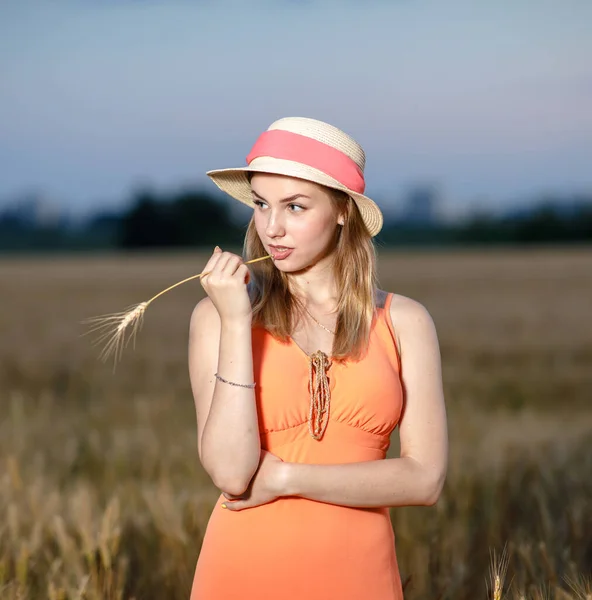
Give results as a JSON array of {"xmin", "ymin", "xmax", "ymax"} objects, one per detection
[
  {"xmin": 117, "ymin": 189, "xmax": 245, "ymax": 248},
  {"xmin": 0, "ymin": 188, "xmax": 591, "ymax": 253},
  {"xmin": 377, "ymin": 200, "xmax": 592, "ymax": 247},
  {"xmin": 0, "ymin": 188, "xmax": 247, "ymax": 252},
  {"xmin": 455, "ymin": 202, "xmax": 592, "ymax": 245}
]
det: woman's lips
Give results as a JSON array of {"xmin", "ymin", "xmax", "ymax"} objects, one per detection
[{"xmin": 269, "ymin": 246, "xmax": 294, "ymax": 260}]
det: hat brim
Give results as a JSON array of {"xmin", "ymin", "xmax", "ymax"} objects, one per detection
[{"xmin": 206, "ymin": 157, "xmax": 383, "ymax": 237}]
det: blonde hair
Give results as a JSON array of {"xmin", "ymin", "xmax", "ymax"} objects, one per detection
[{"xmin": 243, "ymin": 186, "xmax": 379, "ymax": 362}]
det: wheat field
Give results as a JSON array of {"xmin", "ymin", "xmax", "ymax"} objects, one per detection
[{"xmin": 0, "ymin": 247, "xmax": 591, "ymax": 599}]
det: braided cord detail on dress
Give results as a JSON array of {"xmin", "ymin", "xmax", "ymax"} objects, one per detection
[{"xmin": 308, "ymin": 350, "xmax": 332, "ymax": 440}]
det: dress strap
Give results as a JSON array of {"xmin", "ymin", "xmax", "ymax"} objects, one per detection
[
  {"xmin": 381, "ymin": 292, "xmax": 402, "ymax": 372},
  {"xmin": 384, "ymin": 291, "xmax": 394, "ymax": 313},
  {"xmin": 374, "ymin": 288, "xmax": 388, "ymax": 309}
]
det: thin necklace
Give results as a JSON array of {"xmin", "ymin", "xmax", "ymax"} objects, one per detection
[{"xmin": 302, "ymin": 305, "xmax": 336, "ymax": 336}]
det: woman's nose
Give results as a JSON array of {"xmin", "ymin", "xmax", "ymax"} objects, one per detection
[{"xmin": 265, "ymin": 212, "xmax": 285, "ymax": 237}]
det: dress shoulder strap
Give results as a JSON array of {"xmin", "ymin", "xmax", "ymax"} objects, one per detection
[{"xmin": 374, "ymin": 288, "xmax": 389, "ymax": 309}]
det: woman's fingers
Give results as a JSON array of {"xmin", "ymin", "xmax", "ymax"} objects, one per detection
[
  {"xmin": 201, "ymin": 251, "xmax": 238, "ymax": 285},
  {"xmin": 237, "ymin": 263, "xmax": 251, "ymax": 284},
  {"xmin": 199, "ymin": 249, "xmax": 253, "ymax": 322},
  {"xmin": 200, "ymin": 247, "xmax": 224, "ymax": 283},
  {"xmin": 220, "ymin": 254, "xmax": 244, "ymax": 276},
  {"xmin": 222, "ymin": 499, "xmax": 248, "ymax": 511}
]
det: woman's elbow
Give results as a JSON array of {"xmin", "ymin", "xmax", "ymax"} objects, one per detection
[
  {"xmin": 201, "ymin": 451, "xmax": 257, "ymax": 497},
  {"xmin": 214, "ymin": 473, "xmax": 253, "ymax": 497},
  {"xmin": 201, "ymin": 460, "xmax": 251, "ymax": 497},
  {"xmin": 423, "ymin": 468, "xmax": 447, "ymax": 506}
]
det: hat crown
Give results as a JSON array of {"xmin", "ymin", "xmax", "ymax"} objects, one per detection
[{"xmin": 266, "ymin": 117, "xmax": 366, "ymax": 173}]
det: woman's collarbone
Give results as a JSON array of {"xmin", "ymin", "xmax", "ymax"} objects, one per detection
[{"xmin": 290, "ymin": 330, "xmax": 334, "ymax": 357}]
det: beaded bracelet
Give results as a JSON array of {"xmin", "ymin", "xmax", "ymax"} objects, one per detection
[{"xmin": 215, "ymin": 372, "xmax": 256, "ymax": 389}]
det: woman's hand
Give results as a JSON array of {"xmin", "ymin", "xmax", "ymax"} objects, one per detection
[
  {"xmin": 220, "ymin": 450, "xmax": 288, "ymax": 511},
  {"xmin": 200, "ymin": 246, "xmax": 253, "ymax": 325}
]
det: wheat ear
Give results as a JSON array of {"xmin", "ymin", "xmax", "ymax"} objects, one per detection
[
  {"xmin": 488, "ymin": 544, "xmax": 510, "ymax": 600},
  {"xmin": 80, "ymin": 254, "xmax": 272, "ymax": 369}
]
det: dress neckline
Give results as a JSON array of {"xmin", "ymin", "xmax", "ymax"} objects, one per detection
[
  {"xmin": 289, "ymin": 336, "xmax": 333, "ymax": 361},
  {"xmin": 287, "ymin": 291, "xmax": 391, "ymax": 361}
]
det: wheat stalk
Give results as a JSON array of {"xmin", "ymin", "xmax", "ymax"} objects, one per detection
[
  {"xmin": 489, "ymin": 544, "xmax": 510, "ymax": 600},
  {"xmin": 81, "ymin": 254, "xmax": 272, "ymax": 368},
  {"xmin": 565, "ymin": 573, "xmax": 592, "ymax": 599}
]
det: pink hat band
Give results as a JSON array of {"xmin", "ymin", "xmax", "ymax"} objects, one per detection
[{"xmin": 246, "ymin": 129, "xmax": 366, "ymax": 194}]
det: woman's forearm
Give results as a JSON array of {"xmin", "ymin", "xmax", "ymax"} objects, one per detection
[
  {"xmin": 201, "ymin": 319, "xmax": 260, "ymax": 495},
  {"xmin": 282, "ymin": 456, "xmax": 445, "ymax": 508}
]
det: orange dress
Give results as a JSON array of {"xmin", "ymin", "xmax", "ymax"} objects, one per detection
[{"xmin": 191, "ymin": 290, "xmax": 404, "ymax": 600}]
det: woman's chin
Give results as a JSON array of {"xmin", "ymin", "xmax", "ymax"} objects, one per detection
[
  {"xmin": 272, "ymin": 260, "xmax": 299, "ymax": 272},
  {"xmin": 274, "ymin": 260, "xmax": 318, "ymax": 276}
]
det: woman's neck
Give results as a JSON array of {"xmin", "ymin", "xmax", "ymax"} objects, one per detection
[{"xmin": 285, "ymin": 252, "xmax": 340, "ymax": 307}]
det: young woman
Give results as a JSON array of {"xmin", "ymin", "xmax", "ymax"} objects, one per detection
[{"xmin": 188, "ymin": 117, "xmax": 448, "ymax": 599}]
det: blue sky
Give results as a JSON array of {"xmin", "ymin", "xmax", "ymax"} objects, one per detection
[{"xmin": 1, "ymin": 0, "xmax": 591, "ymax": 218}]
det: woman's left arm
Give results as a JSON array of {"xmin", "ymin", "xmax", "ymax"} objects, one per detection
[{"xmin": 282, "ymin": 296, "xmax": 448, "ymax": 508}]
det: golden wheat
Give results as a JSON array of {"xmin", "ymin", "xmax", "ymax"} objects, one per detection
[
  {"xmin": 80, "ymin": 254, "xmax": 272, "ymax": 368},
  {"xmin": 489, "ymin": 544, "xmax": 510, "ymax": 599}
]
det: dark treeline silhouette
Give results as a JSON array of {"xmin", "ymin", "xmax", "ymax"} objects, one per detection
[
  {"xmin": 0, "ymin": 188, "xmax": 591, "ymax": 253},
  {"xmin": 118, "ymin": 189, "xmax": 244, "ymax": 248},
  {"xmin": 457, "ymin": 202, "xmax": 592, "ymax": 245},
  {"xmin": 377, "ymin": 199, "xmax": 592, "ymax": 247}
]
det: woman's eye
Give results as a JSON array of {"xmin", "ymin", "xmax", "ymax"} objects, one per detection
[{"xmin": 252, "ymin": 200, "xmax": 303, "ymax": 212}]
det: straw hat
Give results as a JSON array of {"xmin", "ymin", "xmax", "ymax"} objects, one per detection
[{"xmin": 206, "ymin": 117, "xmax": 383, "ymax": 237}]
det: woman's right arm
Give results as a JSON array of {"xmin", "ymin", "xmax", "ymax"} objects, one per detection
[{"xmin": 188, "ymin": 250, "xmax": 261, "ymax": 496}]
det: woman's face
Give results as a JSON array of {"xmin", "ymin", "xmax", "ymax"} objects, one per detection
[{"xmin": 250, "ymin": 173, "xmax": 344, "ymax": 272}]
